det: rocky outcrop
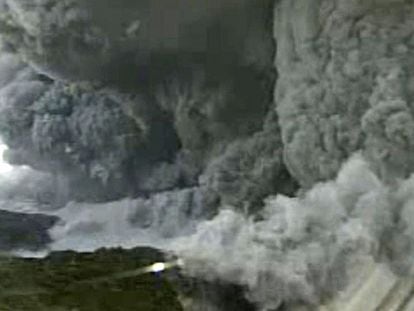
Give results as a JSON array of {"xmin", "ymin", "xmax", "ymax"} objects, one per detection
[{"xmin": 0, "ymin": 209, "xmax": 58, "ymax": 251}]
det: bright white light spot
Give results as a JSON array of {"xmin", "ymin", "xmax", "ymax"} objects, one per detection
[
  {"xmin": 0, "ymin": 144, "xmax": 13, "ymax": 175},
  {"xmin": 176, "ymin": 258, "xmax": 184, "ymax": 267},
  {"xmin": 151, "ymin": 262, "xmax": 166, "ymax": 273}
]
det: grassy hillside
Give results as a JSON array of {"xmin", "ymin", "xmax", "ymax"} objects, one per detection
[{"xmin": 0, "ymin": 248, "xmax": 183, "ymax": 311}]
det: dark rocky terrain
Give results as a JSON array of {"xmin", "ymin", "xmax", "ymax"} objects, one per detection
[{"xmin": 0, "ymin": 210, "xmax": 58, "ymax": 251}]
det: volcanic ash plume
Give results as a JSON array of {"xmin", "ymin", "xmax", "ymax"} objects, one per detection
[{"xmin": 172, "ymin": 154, "xmax": 414, "ymax": 309}]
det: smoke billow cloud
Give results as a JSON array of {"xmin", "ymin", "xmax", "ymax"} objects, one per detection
[
  {"xmin": 36, "ymin": 153, "xmax": 414, "ymax": 309},
  {"xmin": 172, "ymin": 155, "xmax": 414, "ymax": 309},
  {"xmin": 1, "ymin": 0, "xmax": 414, "ymax": 310},
  {"xmin": 48, "ymin": 188, "xmax": 205, "ymax": 252}
]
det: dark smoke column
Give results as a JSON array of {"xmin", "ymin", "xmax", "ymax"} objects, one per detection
[
  {"xmin": 0, "ymin": 0, "xmax": 273, "ymax": 84},
  {"xmin": 274, "ymin": 0, "xmax": 414, "ymax": 187}
]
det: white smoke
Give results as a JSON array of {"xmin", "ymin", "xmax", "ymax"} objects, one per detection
[
  {"xmin": 3, "ymin": 144, "xmax": 414, "ymax": 308},
  {"xmin": 47, "ymin": 188, "xmax": 203, "ymax": 252},
  {"xmin": 170, "ymin": 154, "xmax": 413, "ymax": 309},
  {"xmin": 0, "ymin": 142, "xmax": 13, "ymax": 175},
  {"xmin": 17, "ymin": 153, "xmax": 410, "ymax": 309},
  {"xmin": 20, "ymin": 153, "xmax": 403, "ymax": 308},
  {"xmin": 0, "ymin": 139, "xmax": 59, "ymax": 214}
]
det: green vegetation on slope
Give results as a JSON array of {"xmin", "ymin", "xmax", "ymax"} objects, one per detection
[{"xmin": 0, "ymin": 248, "xmax": 183, "ymax": 311}]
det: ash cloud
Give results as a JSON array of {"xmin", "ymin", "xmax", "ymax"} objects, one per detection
[
  {"xmin": 173, "ymin": 154, "xmax": 414, "ymax": 309},
  {"xmin": 0, "ymin": 0, "xmax": 284, "ymax": 210},
  {"xmin": 275, "ymin": 0, "xmax": 414, "ymax": 187},
  {"xmin": 42, "ymin": 153, "xmax": 414, "ymax": 309},
  {"xmin": 2, "ymin": 0, "xmax": 414, "ymax": 310}
]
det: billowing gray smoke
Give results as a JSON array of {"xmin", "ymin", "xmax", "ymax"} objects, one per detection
[
  {"xmin": 174, "ymin": 155, "xmax": 400, "ymax": 309},
  {"xmin": 26, "ymin": 153, "xmax": 414, "ymax": 310},
  {"xmin": 1, "ymin": 0, "xmax": 414, "ymax": 310},
  {"xmin": 275, "ymin": 0, "xmax": 414, "ymax": 187}
]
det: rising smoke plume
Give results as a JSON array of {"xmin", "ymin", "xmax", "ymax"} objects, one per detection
[{"xmin": 0, "ymin": 0, "xmax": 414, "ymax": 310}]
